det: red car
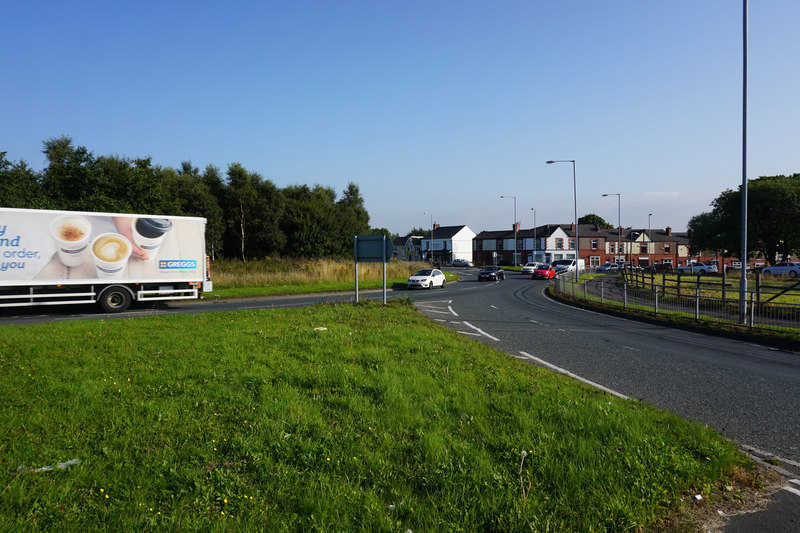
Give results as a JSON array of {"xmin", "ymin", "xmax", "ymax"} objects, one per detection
[{"xmin": 532, "ymin": 265, "xmax": 556, "ymax": 280}]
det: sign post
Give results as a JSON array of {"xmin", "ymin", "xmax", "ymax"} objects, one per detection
[{"xmin": 353, "ymin": 235, "xmax": 394, "ymax": 304}]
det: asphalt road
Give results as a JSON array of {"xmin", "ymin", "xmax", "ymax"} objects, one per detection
[{"xmin": 3, "ymin": 269, "xmax": 799, "ymax": 529}]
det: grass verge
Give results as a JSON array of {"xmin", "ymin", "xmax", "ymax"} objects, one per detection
[{"xmin": 0, "ymin": 301, "xmax": 758, "ymax": 531}]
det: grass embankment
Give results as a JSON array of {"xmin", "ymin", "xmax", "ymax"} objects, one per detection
[
  {"xmin": 1, "ymin": 302, "xmax": 757, "ymax": 531},
  {"xmin": 208, "ymin": 257, "xmax": 457, "ymax": 298}
]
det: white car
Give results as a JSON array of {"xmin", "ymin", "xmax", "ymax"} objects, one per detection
[
  {"xmin": 553, "ymin": 259, "xmax": 576, "ymax": 272},
  {"xmin": 676, "ymin": 262, "xmax": 718, "ymax": 275},
  {"xmin": 521, "ymin": 262, "xmax": 542, "ymax": 275},
  {"xmin": 407, "ymin": 269, "xmax": 447, "ymax": 289},
  {"xmin": 762, "ymin": 262, "xmax": 800, "ymax": 277},
  {"xmin": 452, "ymin": 259, "xmax": 473, "ymax": 267}
]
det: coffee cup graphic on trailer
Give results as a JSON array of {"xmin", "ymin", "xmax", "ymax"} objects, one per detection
[
  {"xmin": 91, "ymin": 233, "xmax": 132, "ymax": 278},
  {"xmin": 131, "ymin": 218, "xmax": 172, "ymax": 261},
  {"xmin": 49, "ymin": 215, "xmax": 92, "ymax": 267}
]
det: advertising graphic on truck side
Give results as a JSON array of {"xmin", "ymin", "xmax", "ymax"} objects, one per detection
[{"xmin": 0, "ymin": 207, "xmax": 212, "ymax": 312}]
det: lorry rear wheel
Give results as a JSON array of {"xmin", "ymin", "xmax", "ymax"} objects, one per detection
[{"xmin": 99, "ymin": 286, "xmax": 132, "ymax": 313}]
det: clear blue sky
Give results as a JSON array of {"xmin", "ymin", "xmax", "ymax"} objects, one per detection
[{"xmin": 3, "ymin": 1, "xmax": 798, "ymax": 235}]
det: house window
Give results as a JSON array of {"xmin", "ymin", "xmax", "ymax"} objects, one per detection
[
  {"xmin": 497, "ymin": 240, "xmax": 503, "ymax": 251},
  {"xmin": 517, "ymin": 239, "xmax": 523, "ymax": 251},
  {"xmin": 664, "ymin": 243, "xmax": 671, "ymax": 253},
  {"xmin": 569, "ymin": 238, "xmax": 575, "ymax": 249},
  {"xmin": 590, "ymin": 255, "xmax": 600, "ymax": 266},
  {"xmin": 556, "ymin": 238, "xmax": 563, "ymax": 250},
  {"xmin": 663, "ymin": 258, "xmax": 673, "ymax": 265},
  {"xmin": 475, "ymin": 240, "xmax": 482, "ymax": 251},
  {"xmin": 591, "ymin": 239, "xmax": 598, "ymax": 250},
  {"xmin": 640, "ymin": 243, "xmax": 647, "ymax": 254},
  {"xmin": 609, "ymin": 243, "xmax": 615, "ymax": 254}
]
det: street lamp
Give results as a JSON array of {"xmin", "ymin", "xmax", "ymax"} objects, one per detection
[
  {"xmin": 648, "ymin": 213, "xmax": 653, "ymax": 257},
  {"xmin": 546, "ymin": 160, "xmax": 579, "ymax": 283},
  {"xmin": 500, "ymin": 195, "xmax": 517, "ymax": 266},
  {"xmin": 530, "ymin": 208, "xmax": 536, "ymax": 263},
  {"xmin": 602, "ymin": 193, "xmax": 621, "ymax": 265},
  {"xmin": 423, "ymin": 211, "xmax": 433, "ymax": 264}
]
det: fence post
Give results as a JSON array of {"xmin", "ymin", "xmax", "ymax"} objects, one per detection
[
  {"xmin": 695, "ymin": 287, "xmax": 700, "ymax": 320},
  {"xmin": 722, "ymin": 267, "xmax": 727, "ymax": 302},
  {"xmin": 756, "ymin": 272, "xmax": 761, "ymax": 303},
  {"xmin": 584, "ymin": 282, "xmax": 588, "ymax": 301},
  {"xmin": 654, "ymin": 286, "xmax": 659, "ymax": 314},
  {"xmin": 624, "ymin": 283, "xmax": 628, "ymax": 308},
  {"xmin": 749, "ymin": 291, "xmax": 755, "ymax": 329},
  {"xmin": 600, "ymin": 281, "xmax": 604, "ymax": 304}
]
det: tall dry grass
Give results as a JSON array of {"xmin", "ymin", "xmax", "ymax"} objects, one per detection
[{"xmin": 211, "ymin": 257, "xmax": 430, "ymax": 289}]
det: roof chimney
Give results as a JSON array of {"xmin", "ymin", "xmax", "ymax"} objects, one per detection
[
  {"xmin": 666, "ymin": 226, "xmax": 672, "ymax": 236},
  {"xmin": 433, "ymin": 223, "xmax": 440, "ymax": 230},
  {"xmin": 514, "ymin": 222, "xmax": 520, "ymax": 232}
]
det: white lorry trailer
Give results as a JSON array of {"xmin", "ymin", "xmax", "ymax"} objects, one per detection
[{"xmin": 0, "ymin": 207, "xmax": 212, "ymax": 312}]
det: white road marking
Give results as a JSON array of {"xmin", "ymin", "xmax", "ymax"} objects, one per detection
[
  {"xmin": 783, "ymin": 485, "xmax": 800, "ymax": 497},
  {"xmin": 461, "ymin": 321, "xmax": 500, "ymax": 342},
  {"xmin": 457, "ymin": 331, "xmax": 482, "ymax": 337},
  {"xmin": 740, "ymin": 445, "xmax": 800, "ymax": 470},
  {"xmin": 447, "ymin": 306, "xmax": 459, "ymax": 317},
  {"xmin": 490, "ymin": 305, "xmax": 499, "ymax": 310},
  {"xmin": 518, "ymin": 351, "xmax": 630, "ymax": 400}
]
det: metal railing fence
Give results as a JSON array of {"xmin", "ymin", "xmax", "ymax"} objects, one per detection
[{"xmin": 553, "ymin": 275, "xmax": 800, "ymax": 333}]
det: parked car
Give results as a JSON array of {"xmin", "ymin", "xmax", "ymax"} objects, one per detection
[
  {"xmin": 645, "ymin": 263, "xmax": 673, "ymax": 273},
  {"xmin": 676, "ymin": 262, "xmax": 718, "ymax": 275},
  {"xmin": 553, "ymin": 259, "xmax": 577, "ymax": 273},
  {"xmin": 478, "ymin": 265, "xmax": 505, "ymax": 281},
  {"xmin": 761, "ymin": 262, "xmax": 800, "ymax": 277},
  {"xmin": 521, "ymin": 262, "xmax": 542, "ymax": 275},
  {"xmin": 407, "ymin": 269, "xmax": 446, "ymax": 289},
  {"xmin": 452, "ymin": 259, "xmax": 473, "ymax": 267},
  {"xmin": 595, "ymin": 262, "xmax": 620, "ymax": 273},
  {"xmin": 532, "ymin": 265, "xmax": 556, "ymax": 279}
]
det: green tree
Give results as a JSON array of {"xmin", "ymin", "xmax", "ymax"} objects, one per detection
[
  {"xmin": 334, "ymin": 182, "xmax": 370, "ymax": 254},
  {"xmin": 280, "ymin": 185, "xmax": 339, "ymax": 256},
  {"xmin": 40, "ymin": 136, "xmax": 98, "ymax": 210},
  {"xmin": 688, "ymin": 174, "xmax": 800, "ymax": 265},
  {"xmin": 578, "ymin": 213, "xmax": 613, "ymax": 229},
  {"xmin": 0, "ymin": 152, "xmax": 49, "ymax": 208},
  {"xmin": 223, "ymin": 163, "xmax": 285, "ymax": 260}
]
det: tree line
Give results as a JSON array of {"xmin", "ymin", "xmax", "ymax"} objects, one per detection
[
  {"xmin": 688, "ymin": 173, "xmax": 800, "ymax": 266},
  {"xmin": 0, "ymin": 137, "xmax": 387, "ymax": 259}
]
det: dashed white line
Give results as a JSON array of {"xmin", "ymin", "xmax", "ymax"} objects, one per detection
[
  {"xmin": 518, "ymin": 351, "xmax": 629, "ymax": 400},
  {"xmin": 461, "ymin": 321, "xmax": 500, "ymax": 342}
]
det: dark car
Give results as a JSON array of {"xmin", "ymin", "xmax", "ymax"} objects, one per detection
[{"xmin": 478, "ymin": 265, "xmax": 505, "ymax": 281}]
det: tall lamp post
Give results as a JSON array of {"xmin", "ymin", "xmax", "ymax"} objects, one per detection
[
  {"xmin": 602, "ymin": 193, "xmax": 621, "ymax": 265},
  {"xmin": 423, "ymin": 211, "xmax": 433, "ymax": 264},
  {"xmin": 500, "ymin": 195, "xmax": 517, "ymax": 266},
  {"xmin": 530, "ymin": 208, "xmax": 536, "ymax": 263},
  {"xmin": 546, "ymin": 160, "xmax": 579, "ymax": 283},
  {"xmin": 648, "ymin": 213, "xmax": 653, "ymax": 259}
]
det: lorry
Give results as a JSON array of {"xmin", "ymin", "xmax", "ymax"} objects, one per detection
[{"xmin": 0, "ymin": 207, "xmax": 212, "ymax": 312}]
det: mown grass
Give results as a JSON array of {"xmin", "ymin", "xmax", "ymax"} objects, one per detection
[
  {"xmin": 0, "ymin": 301, "xmax": 755, "ymax": 532},
  {"xmin": 208, "ymin": 257, "xmax": 457, "ymax": 298}
]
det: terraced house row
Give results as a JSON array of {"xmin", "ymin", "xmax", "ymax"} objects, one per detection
[{"xmin": 393, "ymin": 222, "xmax": 766, "ymax": 269}]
